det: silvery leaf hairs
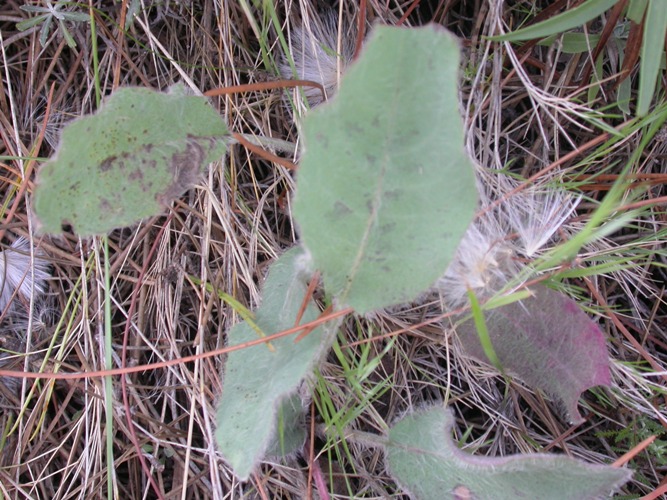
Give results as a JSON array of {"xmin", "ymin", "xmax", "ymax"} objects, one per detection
[
  {"xmin": 279, "ymin": 10, "xmax": 356, "ymax": 109},
  {"xmin": 0, "ymin": 237, "xmax": 50, "ymax": 312},
  {"xmin": 0, "ymin": 237, "xmax": 50, "ymax": 394},
  {"xmin": 437, "ymin": 171, "xmax": 581, "ymax": 308}
]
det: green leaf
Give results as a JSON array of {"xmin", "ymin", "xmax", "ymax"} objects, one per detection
[
  {"xmin": 15, "ymin": 13, "xmax": 49, "ymax": 31},
  {"xmin": 215, "ymin": 247, "xmax": 336, "ymax": 480},
  {"xmin": 59, "ymin": 22, "xmax": 77, "ymax": 49},
  {"xmin": 491, "ymin": 0, "xmax": 620, "ymax": 42},
  {"xmin": 61, "ymin": 12, "xmax": 92, "ymax": 23},
  {"xmin": 386, "ymin": 406, "xmax": 632, "ymax": 500},
  {"xmin": 33, "ymin": 85, "xmax": 228, "ymax": 235},
  {"xmin": 637, "ymin": 0, "xmax": 667, "ymax": 116},
  {"xmin": 19, "ymin": 5, "xmax": 51, "ymax": 13},
  {"xmin": 293, "ymin": 25, "xmax": 477, "ymax": 314},
  {"xmin": 39, "ymin": 15, "xmax": 54, "ymax": 47},
  {"xmin": 265, "ymin": 394, "xmax": 307, "ymax": 458}
]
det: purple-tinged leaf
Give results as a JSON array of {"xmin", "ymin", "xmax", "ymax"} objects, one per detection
[{"xmin": 456, "ymin": 284, "xmax": 611, "ymax": 423}]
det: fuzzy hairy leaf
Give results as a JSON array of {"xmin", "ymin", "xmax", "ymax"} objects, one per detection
[
  {"xmin": 216, "ymin": 247, "xmax": 335, "ymax": 480},
  {"xmin": 457, "ymin": 284, "xmax": 611, "ymax": 423},
  {"xmin": 34, "ymin": 85, "xmax": 227, "ymax": 235},
  {"xmin": 386, "ymin": 406, "xmax": 632, "ymax": 500},
  {"xmin": 293, "ymin": 25, "xmax": 477, "ymax": 314},
  {"xmin": 264, "ymin": 394, "xmax": 307, "ymax": 458}
]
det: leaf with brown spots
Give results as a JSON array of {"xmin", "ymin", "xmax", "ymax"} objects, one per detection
[
  {"xmin": 293, "ymin": 25, "xmax": 477, "ymax": 314},
  {"xmin": 33, "ymin": 85, "xmax": 228, "ymax": 235}
]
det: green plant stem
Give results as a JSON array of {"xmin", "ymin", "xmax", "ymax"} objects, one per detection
[
  {"xmin": 103, "ymin": 236, "xmax": 114, "ymax": 500},
  {"xmin": 89, "ymin": 4, "xmax": 101, "ymax": 107}
]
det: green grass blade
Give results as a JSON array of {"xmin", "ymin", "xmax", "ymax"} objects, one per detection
[
  {"xmin": 537, "ymin": 32, "xmax": 601, "ymax": 53},
  {"xmin": 637, "ymin": 0, "xmax": 667, "ymax": 116},
  {"xmin": 466, "ymin": 289, "xmax": 503, "ymax": 374},
  {"xmin": 482, "ymin": 289, "xmax": 533, "ymax": 311},
  {"xmin": 190, "ymin": 275, "xmax": 270, "ymax": 346},
  {"xmin": 627, "ymin": 0, "xmax": 648, "ymax": 23},
  {"xmin": 491, "ymin": 0, "xmax": 620, "ymax": 42},
  {"xmin": 88, "ymin": 5, "xmax": 101, "ymax": 108},
  {"xmin": 103, "ymin": 237, "xmax": 115, "ymax": 500}
]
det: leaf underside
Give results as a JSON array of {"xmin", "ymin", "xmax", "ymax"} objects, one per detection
[
  {"xmin": 34, "ymin": 85, "xmax": 227, "ymax": 236},
  {"xmin": 293, "ymin": 25, "xmax": 478, "ymax": 314},
  {"xmin": 456, "ymin": 284, "xmax": 612, "ymax": 423},
  {"xmin": 386, "ymin": 406, "xmax": 632, "ymax": 500}
]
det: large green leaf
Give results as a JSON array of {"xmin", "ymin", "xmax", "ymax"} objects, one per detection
[
  {"xmin": 293, "ymin": 25, "xmax": 477, "ymax": 314},
  {"xmin": 386, "ymin": 406, "xmax": 632, "ymax": 500},
  {"xmin": 215, "ymin": 247, "xmax": 335, "ymax": 480},
  {"xmin": 34, "ymin": 85, "xmax": 228, "ymax": 235}
]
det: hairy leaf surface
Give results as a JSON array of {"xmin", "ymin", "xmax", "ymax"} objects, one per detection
[
  {"xmin": 293, "ymin": 25, "xmax": 477, "ymax": 313},
  {"xmin": 34, "ymin": 85, "xmax": 227, "ymax": 235},
  {"xmin": 386, "ymin": 406, "xmax": 631, "ymax": 499},
  {"xmin": 457, "ymin": 284, "xmax": 611, "ymax": 423},
  {"xmin": 216, "ymin": 247, "xmax": 335, "ymax": 479}
]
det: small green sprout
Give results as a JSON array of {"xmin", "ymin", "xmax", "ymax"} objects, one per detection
[{"xmin": 16, "ymin": 1, "xmax": 90, "ymax": 49}]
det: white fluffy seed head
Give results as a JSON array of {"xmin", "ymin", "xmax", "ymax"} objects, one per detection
[
  {"xmin": 437, "ymin": 179, "xmax": 579, "ymax": 308},
  {"xmin": 279, "ymin": 12, "xmax": 355, "ymax": 108},
  {"xmin": 437, "ymin": 212, "xmax": 516, "ymax": 307},
  {"xmin": 0, "ymin": 238, "xmax": 50, "ymax": 395},
  {"xmin": 505, "ymin": 187, "xmax": 581, "ymax": 258},
  {"xmin": 0, "ymin": 238, "xmax": 50, "ymax": 313}
]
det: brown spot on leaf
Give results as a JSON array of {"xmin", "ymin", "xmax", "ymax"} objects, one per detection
[
  {"xmin": 333, "ymin": 201, "xmax": 352, "ymax": 216},
  {"xmin": 156, "ymin": 140, "xmax": 205, "ymax": 204},
  {"xmin": 100, "ymin": 156, "xmax": 117, "ymax": 172},
  {"xmin": 129, "ymin": 169, "xmax": 144, "ymax": 181},
  {"xmin": 99, "ymin": 198, "xmax": 112, "ymax": 212}
]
